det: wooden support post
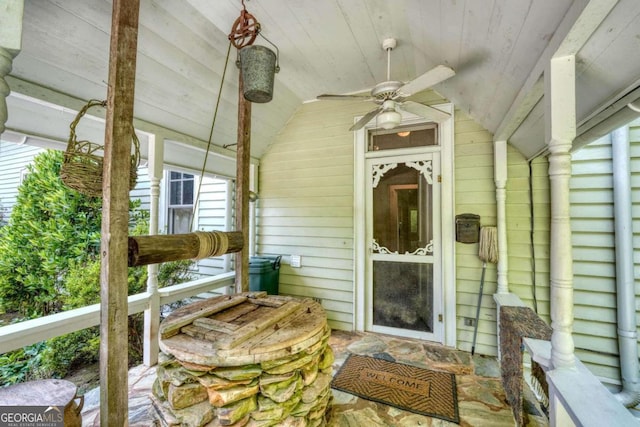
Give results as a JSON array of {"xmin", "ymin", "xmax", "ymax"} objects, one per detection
[
  {"xmin": 100, "ymin": 1, "xmax": 140, "ymax": 425},
  {"xmin": 235, "ymin": 74, "xmax": 251, "ymax": 292}
]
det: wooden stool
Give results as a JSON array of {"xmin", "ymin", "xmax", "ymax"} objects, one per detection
[{"xmin": 0, "ymin": 379, "xmax": 83, "ymax": 427}]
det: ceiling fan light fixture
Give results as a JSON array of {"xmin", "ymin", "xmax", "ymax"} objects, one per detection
[
  {"xmin": 378, "ymin": 100, "xmax": 402, "ymax": 129},
  {"xmin": 378, "ymin": 109, "xmax": 402, "ymax": 129}
]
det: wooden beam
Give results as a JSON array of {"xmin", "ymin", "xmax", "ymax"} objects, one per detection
[
  {"xmin": 494, "ymin": 0, "xmax": 618, "ymax": 141},
  {"xmin": 235, "ymin": 74, "xmax": 251, "ymax": 292},
  {"xmin": 128, "ymin": 231, "xmax": 244, "ymax": 266},
  {"xmin": 100, "ymin": 1, "xmax": 140, "ymax": 425}
]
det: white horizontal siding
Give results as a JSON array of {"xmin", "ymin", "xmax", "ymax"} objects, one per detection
[
  {"xmin": 194, "ymin": 177, "xmax": 231, "ymax": 277},
  {"xmin": 0, "ymin": 141, "xmax": 44, "ymax": 220},
  {"xmin": 568, "ymin": 125, "xmax": 640, "ymax": 385},
  {"xmin": 570, "ymin": 136, "xmax": 618, "ymax": 381},
  {"xmin": 131, "ymin": 166, "xmax": 150, "ymax": 211}
]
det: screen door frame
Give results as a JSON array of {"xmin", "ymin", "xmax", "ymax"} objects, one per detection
[{"xmin": 353, "ymin": 103, "xmax": 456, "ymax": 347}]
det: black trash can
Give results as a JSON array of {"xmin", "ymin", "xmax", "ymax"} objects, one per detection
[{"xmin": 249, "ymin": 255, "xmax": 281, "ymax": 295}]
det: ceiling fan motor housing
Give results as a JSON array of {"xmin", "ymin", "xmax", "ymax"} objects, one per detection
[{"xmin": 371, "ymin": 80, "xmax": 403, "ymax": 101}]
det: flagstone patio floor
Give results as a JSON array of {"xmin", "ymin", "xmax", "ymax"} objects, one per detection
[{"xmin": 81, "ymin": 330, "xmax": 548, "ymax": 426}]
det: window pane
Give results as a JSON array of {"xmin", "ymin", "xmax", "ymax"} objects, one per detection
[
  {"xmin": 170, "ymin": 171, "xmax": 180, "ymax": 180},
  {"xmin": 183, "ymin": 179, "xmax": 194, "ymax": 205},
  {"xmin": 169, "ymin": 181, "xmax": 181, "ymax": 205},
  {"xmin": 369, "ymin": 125, "xmax": 437, "ymax": 152},
  {"xmin": 170, "ymin": 207, "xmax": 192, "ymax": 234},
  {"xmin": 372, "ymin": 162, "xmax": 433, "ymax": 254}
]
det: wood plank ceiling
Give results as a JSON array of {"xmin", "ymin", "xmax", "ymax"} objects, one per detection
[{"xmin": 4, "ymin": 0, "xmax": 640, "ymax": 159}]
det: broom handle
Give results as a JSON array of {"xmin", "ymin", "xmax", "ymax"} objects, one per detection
[{"xmin": 471, "ymin": 262, "xmax": 487, "ymax": 355}]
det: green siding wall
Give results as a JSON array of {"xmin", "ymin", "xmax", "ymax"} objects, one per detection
[
  {"xmin": 506, "ymin": 151, "xmax": 551, "ymax": 321},
  {"xmin": 454, "ymin": 111, "xmax": 499, "ymax": 356},
  {"xmin": 256, "ymin": 99, "xmax": 363, "ymax": 330}
]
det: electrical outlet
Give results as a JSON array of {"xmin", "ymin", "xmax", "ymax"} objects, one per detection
[
  {"xmin": 290, "ymin": 254, "xmax": 301, "ymax": 268},
  {"xmin": 464, "ymin": 317, "xmax": 476, "ymax": 327}
]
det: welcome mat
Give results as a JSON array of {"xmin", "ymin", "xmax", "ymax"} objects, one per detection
[{"xmin": 331, "ymin": 353, "xmax": 459, "ymax": 423}]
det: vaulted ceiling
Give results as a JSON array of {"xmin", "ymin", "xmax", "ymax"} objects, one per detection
[{"xmin": 4, "ymin": 0, "xmax": 640, "ymax": 160}]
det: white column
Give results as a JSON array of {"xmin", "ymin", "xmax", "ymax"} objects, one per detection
[
  {"xmin": 545, "ymin": 55, "xmax": 576, "ymax": 369},
  {"xmin": 143, "ymin": 134, "xmax": 163, "ymax": 366},
  {"xmin": 0, "ymin": 0, "xmax": 24, "ymax": 134},
  {"xmin": 494, "ymin": 140, "xmax": 509, "ymax": 294}
]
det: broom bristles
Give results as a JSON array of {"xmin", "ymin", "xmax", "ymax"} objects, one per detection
[{"xmin": 479, "ymin": 226, "xmax": 498, "ymax": 264}]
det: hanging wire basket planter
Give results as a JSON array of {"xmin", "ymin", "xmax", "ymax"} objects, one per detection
[{"xmin": 60, "ymin": 99, "xmax": 140, "ymax": 198}]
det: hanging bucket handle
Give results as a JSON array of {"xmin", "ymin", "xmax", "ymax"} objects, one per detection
[{"xmin": 258, "ymin": 32, "xmax": 280, "ymax": 73}]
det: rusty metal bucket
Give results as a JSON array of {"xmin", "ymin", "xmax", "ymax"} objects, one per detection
[{"xmin": 239, "ymin": 45, "xmax": 277, "ymax": 103}]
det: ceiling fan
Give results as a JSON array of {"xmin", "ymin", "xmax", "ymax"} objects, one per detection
[{"xmin": 317, "ymin": 38, "xmax": 455, "ymax": 131}]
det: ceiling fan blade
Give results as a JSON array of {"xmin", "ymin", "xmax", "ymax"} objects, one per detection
[
  {"xmin": 349, "ymin": 107, "xmax": 382, "ymax": 131},
  {"xmin": 317, "ymin": 94, "xmax": 373, "ymax": 101},
  {"xmin": 397, "ymin": 65, "xmax": 455, "ymax": 97},
  {"xmin": 401, "ymin": 101, "xmax": 451, "ymax": 122}
]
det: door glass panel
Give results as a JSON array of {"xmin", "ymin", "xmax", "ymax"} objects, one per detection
[
  {"xmin": 373, "ymin": 261, "xmax": 433, "ymax": 332},
  {"xmin": 372, "ymin": 162, "xmax": 433, "ymax": 255},
  {"xmin": 370, "ymin": 156, "xmax": 436, "ymax": 336},
  {"xmin": 368, "ymin": 125, "xmax": 437, "ymax": 152}
]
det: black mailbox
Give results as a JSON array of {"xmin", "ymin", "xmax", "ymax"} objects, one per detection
[{"xmin": 455, "ymin": 213, "xmax": 480, "ymax": 244}]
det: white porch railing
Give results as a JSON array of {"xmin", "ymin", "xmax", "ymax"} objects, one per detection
[
  {"xmin": 0, "ymin": 271, "xmax": 235, "ymax": 355},
  {"xmin": 496, "ymin": 293, "xmax": 639, "ymax": 426},
  {"xmin": 523, "ymin": 337, "xmax": 639, "ymax": 427}
]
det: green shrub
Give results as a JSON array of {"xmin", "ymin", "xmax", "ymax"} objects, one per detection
[
  {"xmin": 0, "ymin": 149, "xmax": 195, "ymax": 382},
  {"xmin": 0, "ymin": 342, "xmax": 46, "ymax": 385},
  {"xmin": 0, "ymin": 150, "xmax": 101, "ymax": 316},
  {"xmin": 37, "ymin": 216, "xmax": 193, "ymax": 378}
]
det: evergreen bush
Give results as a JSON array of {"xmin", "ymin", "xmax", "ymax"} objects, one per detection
[
  {"xmin": 0, "ymin": 150, "xmax": 102, "ymax": 316},
  {"xmin": 0, "ymin": 149, "xmax": 194, "ymax": 382}
]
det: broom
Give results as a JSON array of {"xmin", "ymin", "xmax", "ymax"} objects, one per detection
[{"xmin": 471, "ymin": 226, "xmax": 498, "ymax": 355}]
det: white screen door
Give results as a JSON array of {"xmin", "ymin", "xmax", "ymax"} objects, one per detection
[{"xmin": 365, "ymin": 152, "xmax": 442, "ymax": 342}]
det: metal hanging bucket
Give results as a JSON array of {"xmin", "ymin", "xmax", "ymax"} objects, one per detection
[{"xmin": 239, "ymin": 45, "xmax": 277, "ymax": 103}]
